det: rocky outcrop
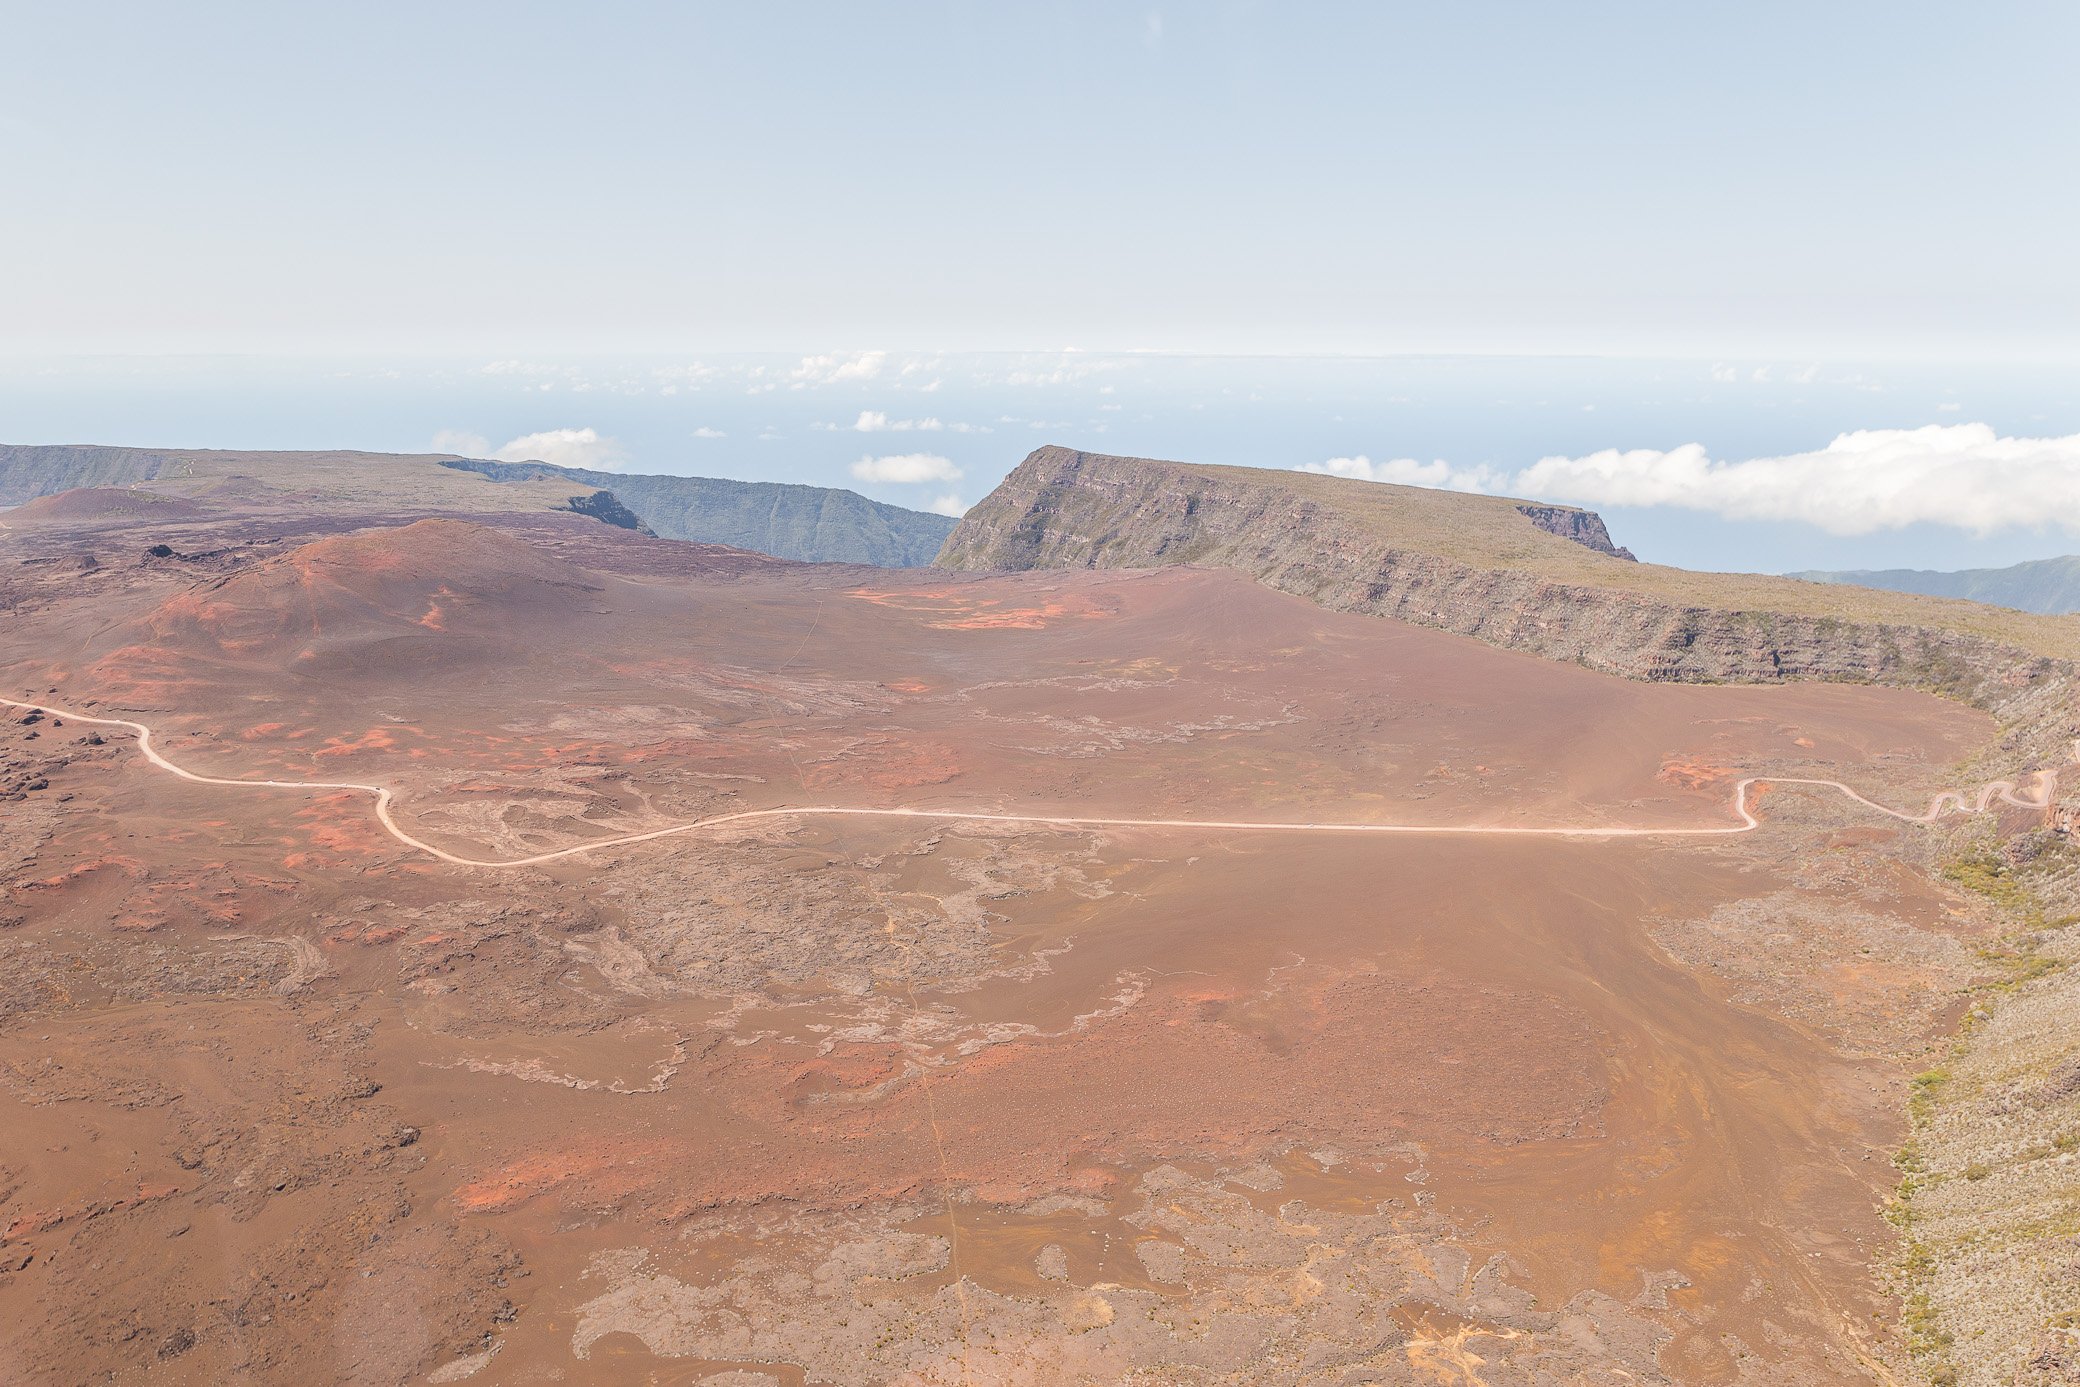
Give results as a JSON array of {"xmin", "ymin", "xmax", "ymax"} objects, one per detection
[
  {"xmin": 560, "ymin": 489, "xmax": 655, "ymax": 535},
  {"xmin": 1515, "ymin": 504, "xmax": 1635, "ymax": 560},
  {"xmin": 938, "ymin": 447, "xmax": 2080, "ymax": 743}
]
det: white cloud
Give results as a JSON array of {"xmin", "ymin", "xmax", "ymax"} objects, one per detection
[
  {"xmin": 832, "ymin": 409, "xmax": 986, "ymax": 434},
  {"xmin": 790, "ymin": 350, "xmax": 887, "ymax": 385},
  {"xmin": 692, "ymin": 426, "xmax": 727, "ymax": 438},
  {"xmin": 432, "ymin": 428, "xmax": 490, "ymax": 457},
  {"xmin": 1297, "ymin": 455, "xmax": 1504, "ymax": 493},
  {"xmin": 926, "ymin": 493, "xmax": 968, "ymax": 517},
  {"xmin": 1512, "ymin": 424, "xmax": 2080, "ymax": 537},
  {"xmin": 852, "ymin": 409, "xmax": 941, "ymax": 433},
  {"xmin": 1936, "ymin": 402, "xmax": 1961, "ymax": 413},
  {"xmin": 491, "ymin": 426, "xmax": 627, "ymax": 472},
  {"xmin": 851, "ymin": 453, "xmax": 963, "ymax": 484},
  {"xmin": 1710, "ymin": 363, "xmax": 1739, "ymax": 383}
]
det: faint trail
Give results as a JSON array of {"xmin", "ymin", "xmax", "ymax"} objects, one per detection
[{"xmin": 1, "ymin": 693, "xmax": 2058, "ymax": 870}]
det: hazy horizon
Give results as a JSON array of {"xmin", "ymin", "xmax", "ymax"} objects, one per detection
[{"xmin": 7, "ymin": 348, "xmax": 2078, "ymax": 576}]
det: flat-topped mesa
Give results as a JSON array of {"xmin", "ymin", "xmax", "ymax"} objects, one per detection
[
  {"xmin": 938, "ymin": 447, "xmax": 2080, "ymax": 746},
  {"xmin": 936, "ymin": 445, "xmax": 1641, "ymax": 574}
]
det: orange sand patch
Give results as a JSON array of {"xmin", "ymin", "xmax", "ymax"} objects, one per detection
[
  {"xmin": 418, "ymin": 590, "xmax": 453, "ymax": 631},
  {"xmin": 312, "ymin": 725, "xmax": 425, "ymax": 759},
  {"xmin": 1658, "ymin": 758, "xmax": 1734, "ymax": 791},
  {"xmin": 846, "ymin": 586, "xmax": 1115, "ymax": 631},
  {"xmin": 452, "ymin": 1139, "xmax": 678, "ymax": 1215},
  {"xmin": 324, "ymin": 921, "xmax": 411, "ymax": 947},
  {"xmin": 290, "ymin": 793, "xmax": 389, "ymax": 856},
  {"xmin": 21, "ymin": 856, "xmax": 149, "ymax": 892}
]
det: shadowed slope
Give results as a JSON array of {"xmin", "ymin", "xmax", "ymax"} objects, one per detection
[{"xmin": 442, "ymin": 457, "xmax": 957, "ymax": 565}]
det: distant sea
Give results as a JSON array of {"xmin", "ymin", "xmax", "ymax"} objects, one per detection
[{"xmin": 4, "ymin": 352, "xmax": 2074, "ymax": 575}]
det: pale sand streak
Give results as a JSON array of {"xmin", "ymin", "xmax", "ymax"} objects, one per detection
[{"xmin": 1, "ymin": 694, "xmax": 2055, "ymax": 871}]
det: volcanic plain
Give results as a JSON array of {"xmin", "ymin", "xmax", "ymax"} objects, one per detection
[{"xmin": 0, "ymin": 495, "xmax": 2043, "ymax": 1385}]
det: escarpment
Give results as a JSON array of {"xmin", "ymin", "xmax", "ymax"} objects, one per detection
[
  {"xmin": 939, "ymin": 447, "xmax": 2080, "ymax": 747},
  {"xmin": 1514, "ymin": 503, "xmax": 1636, "ymax": 560}
]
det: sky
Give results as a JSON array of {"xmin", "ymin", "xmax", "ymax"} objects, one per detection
[{"xmin": 4, "ymin": 4, "xmax": 2078, "ymax": 572}]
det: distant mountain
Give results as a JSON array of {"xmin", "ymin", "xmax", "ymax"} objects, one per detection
[
  {"xmin": 441, "ymin": 458, "xmax": 955, "ymax": 567},
  {"xmin": 1791, "ymin": 556, "xmax": 2080, "ymax": 616},
  {"xmin": 0, "ymin": 444, "xmax": 956, "ymax": 567}
]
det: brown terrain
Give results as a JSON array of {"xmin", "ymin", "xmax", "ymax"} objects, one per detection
[{"xmin": 2, "ymin": 451, "xmax": 2076, "ymax": 1385}]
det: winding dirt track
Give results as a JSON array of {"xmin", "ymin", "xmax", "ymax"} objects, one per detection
[{"xmin": 2, "ymin": 694, "xmax": 2056, "ymax": 871}]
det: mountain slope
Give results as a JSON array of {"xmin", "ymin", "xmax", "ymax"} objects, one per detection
[
  {"xmin": 133, "ymin": 519, "xmax": 606, "ymax": 670},
  {"xmin": 0, "ymin": 444, "xmax": 173, "ymax": 499},
  {"xmin": 0, "ymin": 443, "xmax": 602, "ymax": 517},
  {"xmin": 0, "ymin": 444, "xmax": 954, "ymax": 567},
  {"xmin": 441, "ymin": 458, "xmax": 955, "ymax": 566},
  {"xmin": 1793, "ymin": 555, "xmax": 2080, "ymax": 616},
  {"xmin": 938, "ymin": 446, "xmax": 2080, "ymax": 734}
]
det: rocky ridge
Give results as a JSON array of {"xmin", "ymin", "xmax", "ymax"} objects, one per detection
[{"xmin": 939, "ymin": 447, "xmax": 2080, "ymax": 749}]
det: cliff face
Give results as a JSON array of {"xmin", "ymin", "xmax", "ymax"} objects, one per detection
[
  {"xmin": 939, "ymin": 448, "xmax": 2078, "ymax": 740},
  {"xmin": 1514, "ymin": 504, "xmax": 1636, "ymax": 560},
  {"xmin": 561, "ymin": 489, "xmax": 656, "ymax": 535},
  {"xmin": 0, "ymin": 444, "xmax": 169, "ymax": 502},
  {"xmin": 442, "ymin": 459, "xmax": 955, "ymax": 567}
]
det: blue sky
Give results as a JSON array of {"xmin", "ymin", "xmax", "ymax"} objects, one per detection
[
  {"xmin": 7, "ymin": 3, "xmax": 2076, "ymax": 359},
  {"xmin": 5, "ymin": 5, "xmax": 2078, "ymax": 573}
]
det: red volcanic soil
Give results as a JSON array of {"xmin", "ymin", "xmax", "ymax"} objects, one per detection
[
  {"xmin": 4, "ymin": 486, "xmax": 215, "ymax": 526},
  {"xmin": 0, "ymin": 518, "xmax": 2012, "ymax": 1384},
  {"xmin": 120, "ymin": 518, "xmax": 610, "ymax": 670}
]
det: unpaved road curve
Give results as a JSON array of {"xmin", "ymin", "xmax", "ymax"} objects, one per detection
[{"xmin": 1, "ymin": 694, "xmax": 2057, "ymax": 871}]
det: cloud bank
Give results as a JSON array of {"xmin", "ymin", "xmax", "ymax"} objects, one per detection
[
  {"xmin": 791, "ymin": 351, "xmax": 887, "ymax": 385},
  {"xmin": 828, "ymin": 410, "xmax": 987, "ymax": 434},
  {"xmin": 1299, "ymin": 424, "xmax": 2080, "ymax": 538},
  {"xmin": 493, "ymin": 426, "xmax": 626, "ymax": 472},
  {"xmin": 852, "ymin": 410, "xmax": 941, "ymax": 432},
  {"xmin": 435, "ymin": 426, "xmax": 626, "ymax": 472},
  {"xmin": 1298, "ymin": 455, "xmax": 1503, "ymax": 493},
  {"xmin": 1516, "ymin": 424, "xmax": 2080, "ymax": 536},
  {"xmin": 851, "ymin": 453, "xmax": 962, "ymax": 484}
]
